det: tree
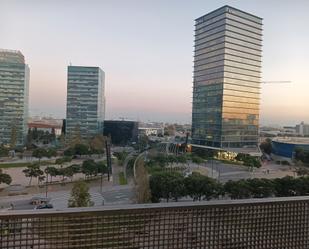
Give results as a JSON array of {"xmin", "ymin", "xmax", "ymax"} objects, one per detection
[
  {"xmin": 164, "ymin": 124, "xmax": 175, "ymax": 136},
  {"xmin": 32, "ymin": 127, "xmax": 39, "ymax": 141},
  {"xmin": 81, "ymin": 159, "xmax": 98, "ymax": 178},
  {"xmin": 32, "ymin": 148, "xmax": 47, "ymax": 163},
  {"xmin": 114, "ymin": 151, "xmax": 128, "ymax": 166},
  {"xmin": 0, "ymin": 169, "xmax": 12, "ymax": 185},
  {"xmin": 56, "ymin": 156, "xmax": 72, "ymax": 181},
  {"xmin": 235, "ymin": 153, "xmax": 261, "ymax": 168},
  {"xmin": 294, "ymin": 148, "xmax": 309, "ymax": 165},
  {"xmin": 68, "ymin": 181, "xmax": 93, "ymax": 207},
  {"xmin": 89, "ymin": 134, "xmax": 105, "ymax": 155},
  {"xmin": 74, "ymin": 144, "xmax": 89, "ymax": 156},
  {"xmin": 0, "ymin": 146, "xmax": 9, "ymax": 157},
  {"xmin": 10, "ymin": 123, "xmax": 17, "ymax": 149},
  {"xmin": 44, "ymin": 166, "xmax": 58, "ymax": 183},
  {"xmin": 260, "ymin": 138, "xmax": 272, "ymax": 155},
  {"xmin": 149, "ymin": 171, "xmax": 185, "ymax": 202},
  {"xmin": 273, "ymin": 176, "xmax": 297, "ymax": 197},
  {"xmin": 46, "ymin": 148, "xmax": 57, "ymax": 158},
  {"xmin": 184, "ymin": 172, "xmax": 222, "ymax": 201},
  {"xmin": 69, "ymin": 125, "xmax": 82, "ymax": 147},
  {"xmin": 191, "ymin": 148, "xmax": 216, "ymax": 159},
  {"xmin": 23, "ymin": 164, "xmax": 44, "ymax": 185},
  {"xmin": 96, "ymin": 161, "xmax": 108, "ymax": 175},
  {"xmin": 246, "ymin": 178, "xmax": 275, "ymax": 198},
  {"xmin": 296, "ymin": 167, "xmax": 309, "ymax": 176},
  {"xmin": 69, "ymin": 164, "xmax": 81, "ymax": 174},
  {"xmin": 224, "ymin": 179, "xmax": 252, "ymax": 199},
  {"xmin": 191, "ymin": 155, "xmax": 204, "ymax": 164},
  {"xmin": 26, "ymin": 128, "xmax": 33, "ymax": 149},
  {"xmin": 135, "ymin": 160, "xmax": 151, "ymax": 203},
  {"xmin": 55, "ymin": 156, "xmax": 72, "ymax": 167},
  {"xmin": 64, "ymin": 147, "xmax": 75, "ymax": 157},
  {"xmin": 61, "ymin": 166, "xmax": 74, "ymax": 181}
]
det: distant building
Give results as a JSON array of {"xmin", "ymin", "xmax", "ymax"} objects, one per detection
[
  {"xmin": 296, "ymin": 122, "xmax": 309, "ymax": 136},
  {"xmin": 191, "ymin": 6, "xmax": 262, "ymax": 149},
  {"xmin": 272, "ymin": 137, "xmax": 309, "ymax": 161},
  {"xmin": 281, "ymin": 126, "xmax": 297, "ymax": 136},
  {"xmin": 138, "ymin": 127, "xmax": 164, "ymax": 137},
  {"xmin": 103, "ymin": 120, "xmax": 138, "ymax": 145},
  {"xmin": 28, "ymin": 118, "xmax": 62, "ymax": 136},
  {"xmin": 66, "ymin": 66, "xmax": 105, "ymax": 142},
  {"xmin": 0, "ymin": 49, "xmax": 29, "ymax": 145}
]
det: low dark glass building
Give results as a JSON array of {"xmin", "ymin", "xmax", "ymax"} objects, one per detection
[{"xmin": 103, "ymin": 120, "xmax": 138, "ymax": 145}]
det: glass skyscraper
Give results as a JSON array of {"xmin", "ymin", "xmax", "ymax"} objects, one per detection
[
  {"xmin": 0, "ymin": 49, "xmax": 29, "ymax": 146},
  {"xmin": 192, "ymin": 6, "xmax": 262, "ymax": 149},
  {"xmin": 66, "ymin": 66, "xmax": 105, "ymax": 142}
]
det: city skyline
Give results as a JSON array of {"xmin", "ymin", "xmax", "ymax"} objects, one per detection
[{"xmin": 1, "ymin": 0, "xmax": 309, "ymax": 125}]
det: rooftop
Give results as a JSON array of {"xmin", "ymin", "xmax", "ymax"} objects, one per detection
[
  {"xmin": 0, "ymin": 49, "xmax": 25, "ymax": 64},
  {"xmin": 272, "ymin": 137, "xmax": 309, "ymax": 145},
  {"xmin": 195, "ymin": 5, "xmax": 263, "ymax": 24}
]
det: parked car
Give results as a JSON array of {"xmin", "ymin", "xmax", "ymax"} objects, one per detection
[{"xmin": 36, "ymin": 203, "xmax": 53, "ymax": 209}]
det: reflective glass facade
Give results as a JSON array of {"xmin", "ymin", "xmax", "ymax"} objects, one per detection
[
  {"xmin": 0, "ymin": 49, "xmax": 29, "ymax": 145},
  {"xmin": 192, "ymin": 6, "xmax": 262, "ymax": 148},
  {"xmin": 66, "ymin": 66, "xmax": 105, "ymax": 141}
]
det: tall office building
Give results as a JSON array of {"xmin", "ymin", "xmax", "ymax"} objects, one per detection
[
  {"xmin": 192, "ymin": 6, "xmax": 262, "ymax": 149},
  {"xmin": 0, "ymin": 49, "xmax": 29, "ymax": 146},
  {"xmin": 66, "ymin": 66, "xmax": 105, "ymax": 142}
]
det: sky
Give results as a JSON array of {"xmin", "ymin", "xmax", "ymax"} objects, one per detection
[{"xmin": 1, "ymin": 0, "xmax": 309, "ymax": 126}]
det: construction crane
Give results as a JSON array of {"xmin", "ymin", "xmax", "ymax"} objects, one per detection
[{"xmin": 261, "ymin": 81, "xmax": 291, "ymax": 84}]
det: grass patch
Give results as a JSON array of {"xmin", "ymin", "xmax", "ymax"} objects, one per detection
[
  {"xmin": 118, "ymin": 172, "xmax": 127, "ymax": 185},
  {"xmin": 0, "ymin": 160, "xmax": 55, "ymax": 168},
  {"xmin": 0, "ymin": 162, "xmax": 32, "ymax": 168},
  {"xmin": 216, "ymin": 159, "xmax": 243, "ymax": 166}
]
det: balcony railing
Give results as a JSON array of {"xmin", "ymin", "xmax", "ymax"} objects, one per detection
[{"xmin": 1, "ymin": 196, "xmax": 309, "ymax": 248}]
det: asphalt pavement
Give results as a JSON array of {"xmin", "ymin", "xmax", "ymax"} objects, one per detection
[{"xmin": 0, "ymin": 185, "xmax": 135, "ymax": 211}]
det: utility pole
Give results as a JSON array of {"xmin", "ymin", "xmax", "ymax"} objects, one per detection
[
  {"xmin": 45, "ymin": 178, "xmax": 48, "ymax": 198},
  {"xmin": 105, "ymin": 137, "xmax": 112, "ymax": 182}
]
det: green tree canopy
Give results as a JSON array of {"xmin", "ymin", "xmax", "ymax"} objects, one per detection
[
  {"xmin": 74, "ymin": 144, "xmax": 90, "ymax": 156},
  {"xmin": 224, "ymin": 179, "xmax": 252, "ymax": 199},
  {"xmin": 82, "ymin": 159, "xmax": 98, "ymax": 177},
  {"xmin": 89, "ymin": 134, "xmax": 105, "ymax": 154},
  {"xmin": 44, "ymin": 166, "xmax": 59, "ymax": 182},
  {"xmin": 32, "ymin": 148, "xmax": 47, "ymax": 161},
  {"xmin": 0, "ymin": 169, "xmax": 12, "ymax": 185},
  {"xmin": 68, "ymin": 181, "xmax": 93, "ymax": 208},
  {"xmin": 96, "ymin": 161, "xmax": 108, "ymax": 174},
  {"xmin": 259, "ymin": 138, "xmax": 272, "ymax": 155},
  {"xmin": 149, "ymin": 171, "xmax": 185, "ymax": 202},
  {"xmin": 22, "ymin": 163, "xmax": 44, "ymax": 185},
  {"xmin": 184, "ymin": 172, "xmax": 222, "ymax": 201}
]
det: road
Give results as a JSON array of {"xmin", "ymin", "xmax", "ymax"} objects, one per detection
[
  {"xmin": 190, "ymin": 160, "xmax": 295, "ymax": 182},
  {"xmin": 0, "ymin": 184, "xmax": 135, "ymax": 210}
]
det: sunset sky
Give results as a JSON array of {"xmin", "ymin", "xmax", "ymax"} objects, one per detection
[{"xmin": 1, "ymin": 0, "xmax": 309, "ymax": 125}]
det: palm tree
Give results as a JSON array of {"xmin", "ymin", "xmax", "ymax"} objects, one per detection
[
  {"xmin": 23, "ymin": 163, "xmax": 43, "ymax": 186},
  {"xmin": 44, "ymin": 166, "xmax": 58, "ymax": 183}
]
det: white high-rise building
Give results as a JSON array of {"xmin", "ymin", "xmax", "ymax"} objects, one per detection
[
  {"xmin": 66, "ymin": 66, "xmax": 105, "ymax": 142},
  {"xmin": 0, "ymin": 49, "xmax": 29, "ymax": 146}
]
